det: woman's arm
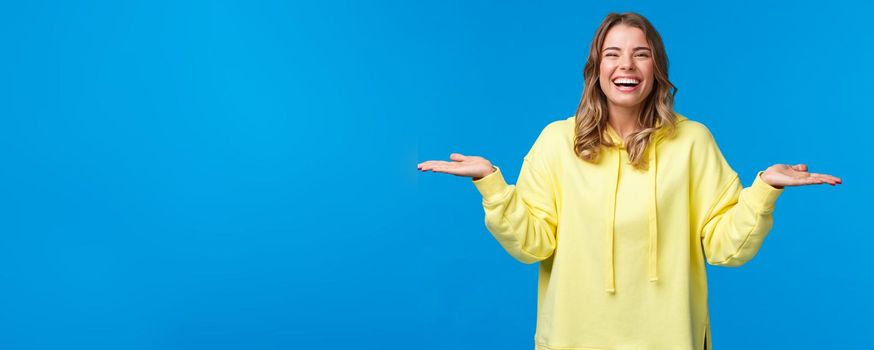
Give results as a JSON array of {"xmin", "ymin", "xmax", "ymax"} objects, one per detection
[
  {"xmin": 694, "ymin": 128, "xmax": 842, "ymax": 266},
  {"xmin": 700, "ymin": 171, "xmax": 784, "ymax": 266},
  {"xmin": 472, "ymin": 155, "xmax": 559, "ymax": 264},
  {"xmin": 419, "ymin": 123, "xmax": 562, "ymax": 264}
]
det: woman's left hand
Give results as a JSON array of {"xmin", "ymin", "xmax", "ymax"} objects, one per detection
[{"xmin": 760, "ymin": 164, "xmax": 842, "ymax": 189}]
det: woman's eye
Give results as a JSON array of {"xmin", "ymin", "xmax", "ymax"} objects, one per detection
[
  {"xmin": 635, "ymin": 53, "xmax": 650, "ymax": 58},
  {"xmin": 605, "ymin": 53, "xmax": 618, "ymax": 57}
]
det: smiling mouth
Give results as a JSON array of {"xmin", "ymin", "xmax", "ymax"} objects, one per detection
[{"xmin": 612, "ymin": 78, "xmax": 640, "ymax": 92}]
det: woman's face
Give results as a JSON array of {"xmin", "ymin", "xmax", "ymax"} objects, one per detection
[{"xmin": 598, "ymin": 24, "xmax": 654, "ymax": 111}]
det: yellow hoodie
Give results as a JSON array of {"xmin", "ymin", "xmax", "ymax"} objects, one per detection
[{"xmin": 471, "ymin": 114, "xmax": 783, "ymax": 350}]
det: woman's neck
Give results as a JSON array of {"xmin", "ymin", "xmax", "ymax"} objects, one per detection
[{"xmin": 607, "ymin": 104, "xmax": 641, "ymax": 139}]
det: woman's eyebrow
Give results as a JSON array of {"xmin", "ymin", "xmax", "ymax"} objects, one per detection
[{"xmin": 602, "ymin": 46, "xmax": 652, "ymax": 52}]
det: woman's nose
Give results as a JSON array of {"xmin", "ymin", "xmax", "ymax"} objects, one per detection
[{"xmin": 619, "ymin": 54, "xmax": 634, "ymax": 70}]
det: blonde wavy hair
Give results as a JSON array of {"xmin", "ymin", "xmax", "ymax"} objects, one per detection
[{"xmin": 574, "ymin": 12, "xmax": 678, "ymax": 170}]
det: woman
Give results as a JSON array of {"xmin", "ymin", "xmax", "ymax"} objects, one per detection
[{"xmin": 417, "ymin": 12, "xmax": 841, "ymax": 350}]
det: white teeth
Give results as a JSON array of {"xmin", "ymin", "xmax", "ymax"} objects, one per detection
[{"xmin": 613, "ymin": 78, "xmax": 640, "ymax": 84}]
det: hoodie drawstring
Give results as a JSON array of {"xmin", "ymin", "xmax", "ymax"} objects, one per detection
[
  {"xmin": 605, "ymin": 146, "xmax": 620, "ymax": 293},
  {"xmin": 648, "ymin": 142, "xmax": 659, "ymax": 283},
  {"xmin": 604, "ymin": 128, "xmax": 660, "ymax": 294}
]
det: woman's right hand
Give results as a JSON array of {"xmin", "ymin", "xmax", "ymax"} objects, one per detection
[{"xmin": 417, "ymin": 153, "xmax": 495, "ymax": 180}]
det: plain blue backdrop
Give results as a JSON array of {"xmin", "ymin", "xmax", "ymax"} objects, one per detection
[{"xmin": 0, "ymin": 0, "xmax": 870, "ymax": 349}]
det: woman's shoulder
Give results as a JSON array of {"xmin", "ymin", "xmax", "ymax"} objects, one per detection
[
  {"xmin": 532, "ymin": 115, "xmax": 576, "ymax": 144},
  {"xmin": 534, "ymin": 113, "xmax": 719, "ymax": 145},
  {"xmin": 546, "ymin": 115, "xmax": 576, "ymax": 134},
  {"xmin": 523, "ymin": 116, "xmax": 576, "ymax": 163},
  {"xmin": 667, "ymin": 113, "xmax": 719, "ymax": 144}
]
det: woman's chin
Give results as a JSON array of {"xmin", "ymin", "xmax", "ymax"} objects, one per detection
[{"xmin": 606, "ymin": 97, "xmax": 645, "ymax": 109}]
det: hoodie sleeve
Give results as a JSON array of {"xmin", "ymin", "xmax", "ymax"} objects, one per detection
[
  {"xmin": 694, "ymin": 126, "xmax": 785, "ymax": 267},
  {"xmin": 470, "ymin": 124, "xmax": 559, "ymax": 264}
]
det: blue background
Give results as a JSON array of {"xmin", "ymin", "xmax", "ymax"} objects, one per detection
[{"xmin": 0, "ymin": 0, "xmax": 870, "ymax": 349}]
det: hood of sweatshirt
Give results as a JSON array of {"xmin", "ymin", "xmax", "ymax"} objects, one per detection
[{"xmin": 600, "ymin": 114, "xmax": 689, "ymax": 293}]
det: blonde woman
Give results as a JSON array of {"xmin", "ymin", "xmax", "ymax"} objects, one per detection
[{"xmin": 417, "ymin": 12, "xmax": 841, "ymax": 350}]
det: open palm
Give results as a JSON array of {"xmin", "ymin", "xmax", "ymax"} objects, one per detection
[
  {"xmin": 417, "ymin": 153, "xmax": 494, "ymax": 180},
  {"xmin": 760, "ymin": 164, "xmax": 842, "ymax": 189}
]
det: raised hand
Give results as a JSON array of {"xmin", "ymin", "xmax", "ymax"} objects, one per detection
[
  {"xmin": 417, "ymin": 153, "xmax": 495, "ymax": 180},
  {"xmin": 760, "ymin": 163, "xmax": 842, "ymax": 189}
]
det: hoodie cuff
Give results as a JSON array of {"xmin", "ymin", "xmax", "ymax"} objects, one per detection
[
  {"xmin": 747, "ymin": 171, "xmax": 784, "ymax": 214},
  {"xmin": 472, "ymin": 166, "xmax": 510, "ymax": 202}
]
